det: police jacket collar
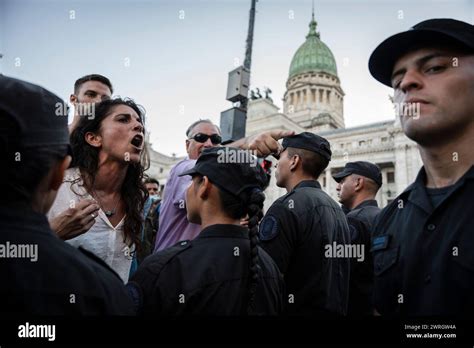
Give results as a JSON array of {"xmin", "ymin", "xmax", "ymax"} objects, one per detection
[
  {"xmin": 197, "ymin": 224, "xmax": 250, "ymax": 240},
  {"xmin": 293, "ymin": 180, "xmax": 321, "ymax": 190},
  {"xmin": 399, "ymin": 165, "xmax": 474, "ymax": 213},
  {"xmin": 0, "ymin": 204, "xmax": 53, "ymax": 237},
  {"xmin": 352, "ymin": 199, "xmax": 378, "ymax": 210}
]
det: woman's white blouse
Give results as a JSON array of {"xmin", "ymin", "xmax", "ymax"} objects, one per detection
[{"xmin": 47, "ymin": 168, "xmax": 133, "ymax": 283}]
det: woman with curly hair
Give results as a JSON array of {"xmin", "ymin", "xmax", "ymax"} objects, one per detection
[{"xmin": 48, "ymin": 98, "xmax": 148, "ymax": 282}]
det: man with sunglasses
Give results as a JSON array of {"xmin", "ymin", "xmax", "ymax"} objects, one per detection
[{"xmin": 154, "ymin": 119, "xmax": 294, "ymax": 252}]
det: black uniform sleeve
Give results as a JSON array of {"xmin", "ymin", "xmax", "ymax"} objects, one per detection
[{"xmin": 258, "ymin": 201, "xmax": 300, "ymax": 274}]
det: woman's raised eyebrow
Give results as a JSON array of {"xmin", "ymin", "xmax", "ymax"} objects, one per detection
[{"xmin": 116, "ymin": 113, "xmax": 143, "ymax": 124}]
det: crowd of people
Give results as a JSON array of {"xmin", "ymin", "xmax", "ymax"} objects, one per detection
[{"xmin": 1, "ymin": 18, "xmax": 473, "ymax": 316}]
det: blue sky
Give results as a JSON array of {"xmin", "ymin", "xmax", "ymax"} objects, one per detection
[{"xmin": 1, "ymin": 0, "xmax": 473, "ymax": 156}]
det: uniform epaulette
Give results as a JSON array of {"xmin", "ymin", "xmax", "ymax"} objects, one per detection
[
  {"xmin": 279, "ymin": 190, "xmax": 296, "ymax": 203},
  {"xmin": 137, "ymin": 241, "xmax": 192, "ymax": 279},
  {"xmin": 127, "ymin": 241, "xmax": 192, "ymax": 313}
]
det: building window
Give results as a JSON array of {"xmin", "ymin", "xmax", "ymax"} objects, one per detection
[
  {"xmin": 323, "ymin": 177, "xmax": 326, "ymax": 187},
  {"xmin": 359, "ymin": 140, "xmax": 365, "ymax": 147},
  {"xmin": 160, "ymin": 167, "xmax": 164, "ymax": 174},
  {"xmin": 340, "ymin": 143, "xmax": 344, "ymax": 149},
  {"xmin": 387, "ymin": 171, "xmax": 395, "ymax": 183},
  {"xmin": 381, "ymin": 137, "xmax": 388, "ymax": 143}
]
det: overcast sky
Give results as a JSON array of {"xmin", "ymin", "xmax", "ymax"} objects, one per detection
[{"xmin": 1, "ymin": 0, "xmax": 472, "ymax": 157}]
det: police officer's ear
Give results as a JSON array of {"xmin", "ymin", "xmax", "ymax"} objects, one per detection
[
  {"xmin": 354, "ymin": 176, "xmax": 364, "ymax": 192},
  {"xmin": 289, "ymin": 154, "xmax": 301, "ymax": 172},
  {"xmin": 197, "ymin": 175, "xmax": 212, "ymax": 200}
]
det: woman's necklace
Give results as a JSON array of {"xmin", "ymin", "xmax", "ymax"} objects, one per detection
[{"xmin": 92, "ymin": 189, "xmax": 120, "ymax": 217}]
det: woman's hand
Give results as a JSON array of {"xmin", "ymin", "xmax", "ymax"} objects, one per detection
[{"xmin": 49, "ymin": 199, "xmax": 100, "ymax": 240}]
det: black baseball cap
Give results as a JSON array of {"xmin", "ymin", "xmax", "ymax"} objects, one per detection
[
  {"xmin": 0, "ymin": 75, "xmax": 70, "ymax": 151},
  {"xmin": 369, "ymin": 18, "xmax": 474, "ymax": 87},
  {"xmin": 333, "ymin": 161, "xmax": 382, "ymax": 187},
  {"xmin": 282, "ymin": 132, "xmax": 332, "ymax": 161},
  {"xmin": 179, "ymin": 147, "xmax": 268, "ymax": 197}
]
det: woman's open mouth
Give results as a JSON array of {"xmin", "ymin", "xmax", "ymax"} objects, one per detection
[{"xmin": 131, "ymin": 134, "xmax": 144, "ymax": 150}]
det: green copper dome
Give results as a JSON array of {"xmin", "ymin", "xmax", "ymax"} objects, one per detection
[{"xmin": 289, "ymin": 15, "xmax": 338, "ymax": 78}]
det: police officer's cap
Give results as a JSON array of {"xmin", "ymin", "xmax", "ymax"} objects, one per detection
[
  {"xmin": 282, "ymin": 132, "xmax": 332, "ymax": 161},
  {"xmin": 333, "ymin": 161, "xmax": 382, "ymax": 187},
  {"xmin": 369, "ymin": 18, "xmax": 474, "ymax": 87},
  {"xmin": 179, "ymin": 147, "xmax": 268, "ymax": 197},
  {"xmin": 0, "ymin": 75, "xmax": 70, "ymax": 151}
]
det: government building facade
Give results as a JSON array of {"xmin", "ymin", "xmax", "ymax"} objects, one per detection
[{"xmin": 147, "ymin": 13, "xmax": 422, "ymax": 210}]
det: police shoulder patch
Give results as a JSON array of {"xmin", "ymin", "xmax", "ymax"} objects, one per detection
[{"xmin": 259, "ymin": 215, "xmax": 279, "ymax": 241}]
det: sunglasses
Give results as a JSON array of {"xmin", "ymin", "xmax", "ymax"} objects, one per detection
[{"xmin": 189, "ymin": 133, "xmax": 222, "ymax": 145}]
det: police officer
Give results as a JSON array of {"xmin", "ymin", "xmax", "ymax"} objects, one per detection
[
  {"xmin": 259, "ymin": 132, "xmax": 351, "ymax": 316},
  {"xmin": 128, "ymin": 147, "xmax": 284, "ymax": 315},
  {"xmin": 0, "ymin": 75, "xmax": 134, "ymax": 315},
  {"xmin": 333, "ymin": 161, "xmax": 382, "ymax": 316},
  {"xmin": 368, "ymin": 18, "xmax": 474, "ymax": 316}
]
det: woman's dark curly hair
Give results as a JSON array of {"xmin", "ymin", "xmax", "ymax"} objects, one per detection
[{"xmin": 70, "ymin": 97, "xmax": 149, "ymax": 248}]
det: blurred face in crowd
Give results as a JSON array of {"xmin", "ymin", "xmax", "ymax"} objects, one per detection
[
  {"xmin": 71, "ymin": 80, "xmax": 112, "ymax": 105},
  {"xmin": 185, "ymin": 122, "xmax": 221, "ymax": 160},
  {"xmin": 391, "ymin": 46, "xmax": 474, "ymax": 146},
  {"xmin": 85, "ymin": 104, "xmax": 144, "ymax": 164},
  {"xmin": 146, "ymin": 182, "xmax": 160, "ymax": 196}
]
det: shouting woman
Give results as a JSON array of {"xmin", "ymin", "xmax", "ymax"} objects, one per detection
[{"xmin": 48, "ymin": 98, "xmax": 148, "ymax": 282}]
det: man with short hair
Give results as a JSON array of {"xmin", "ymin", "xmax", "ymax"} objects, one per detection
[
  {"xmin": 154, "ymin": 119, "xmax": 294, "ymax": 251},
  {"xmin": 334, "ymin": 162, "xmax": 382, "ymax": 213},
  {"xmin": 0, "ymin": 75, "xmax": 134, "ymax": 314},
  {"xmin": 368, "ymin": 18, "xmax": 474, "ymax": 316},
  {"xmin": 333, "ymin": 161, "xmax": 382, "ymax": 315},
  {"xmin": 258, "ymin": 132, "xmax": 351, "ymax": 316},
  {"xmin": 144, "ymin": 178, "xmax": 161, "ymax": 197},
  {"xmin": 69, "ymin": 74, "xmax": 113, "ymax": 133}
]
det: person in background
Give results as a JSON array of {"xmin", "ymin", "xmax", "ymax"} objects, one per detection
[
  {"xmin": 333, "ymin": 161, "xmax": 382, "ymax": 316},
  {"xmin": 138, "ymin": 177, "xmax": 161, "ymax": 263}
]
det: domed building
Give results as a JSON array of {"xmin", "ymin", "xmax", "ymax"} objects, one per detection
[
  {"xmin": 284, "ymin": 13, "xmax": 344, "ymax": 131},
  {"xmin": 246, "ymin": 13, "xmax": 422, "ymax": 210}
]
